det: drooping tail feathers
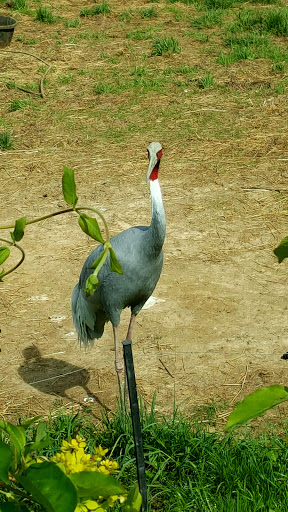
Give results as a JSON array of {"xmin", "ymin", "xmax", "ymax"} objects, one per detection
[{"xmin": 71, "ymin": 284, "xmax": 107, "ymax": 347}]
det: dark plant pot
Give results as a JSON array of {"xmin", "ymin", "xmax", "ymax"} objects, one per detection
[{"xmin": 0, "ymin": 15, "xmax": 17, "ymax": 48}]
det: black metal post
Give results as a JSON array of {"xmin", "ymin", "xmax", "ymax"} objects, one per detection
[{"xmin": 122, "ymin": 340, "xmax": 148, "ymax": 512}]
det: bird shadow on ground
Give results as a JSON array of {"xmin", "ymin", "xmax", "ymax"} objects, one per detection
[{"xmin": 18, "ymin": 345, "xmax": 109, "ymax": 416}]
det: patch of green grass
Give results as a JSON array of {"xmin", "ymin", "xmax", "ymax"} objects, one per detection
[
  {"xmin": 167, "ymin": 6, "xmax": 185, "ymax": 21},
  {"xmin": 163, "ymin": 65, "xmax": 198, "ymax": 75},
  {"xmin": 57, "ymin": 73, "xmax": 74, "ymax": 85},
  {"xmin": 35, "ymin": 5, "xmax": 57, "ymax": 24},
  {"xmin": 9, "ymin": 99, "xmax": 30, "ymax": 111},
  {"xmin": 151, "ymin": 36, "xmax": 180, "ymax": 55},
  {"xmin": 126, "ymin": 28, "xmax": 156, "ymax": 40},
  {"xmin": 220, "ymin": 32, "xmax": 288, "ymax": 63},
  {"xmin": 229, "ymin": 7, "xmax": 288, "ymax": 36},
  {"xmin": 10, "ymin": 0, "xmax": 26, "ymax": 9},
  {"xmin": 204, "ymin": 0, "xmax": 238, "ymax": 9},
  {"xmin": 32, "ymin": 402, "xmax": 288, "ymax": 512},
  {"xmin": 118, "ymin": 9, "xmax": 134, "ymax": 22},
  {"xmin": 140, "ymin": 6, "xmax": 158, "ymax": 18},
  {"xmin": 0, "ymin": 131, "xmax": 14, "ymax": 150},
  {"xmin": 65, "ymin": 18, "xmax": 81, "ymax": 28},
  {"xmin": 197, "ymin": 71, "xmax": 215, "ymax": 88},
  {"xmin": 94, "ymin": 83, "xmax": 115, "ymax": 95},
  {"xmin": 264, "ymin": 8, "xmax": 288, "ymax": 36},
  {"xmin": 80, "ymin": 1, "xmax": 111, "ymax": 17},
  {"xmin": 191, "ymin": 9, "xmax": 224, "ymax": 28}
]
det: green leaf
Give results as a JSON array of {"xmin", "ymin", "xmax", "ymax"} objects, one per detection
[
  {"xmin": 123, "ymin": 483, "xmax": 142, "ymax": 512},
  {"xmin": 69, "ymin": 471, "xmax": 125, "ymax": 499},
  {"xmin": 0, "ymin": 502, "xmax": 29, "ymax": 512},
  {"xmin": 89, "ymin": 250, "xmax": 107, "ymax": 270},
  {"xmin": 35, "ymin": 421, "xmax": 48, "ymax": 442},
  {"xmin": 225, "ymin": 385, "xmax": 288, "ymax": 430},
  {"xmin": 109, "ymin": 247, "xmax": 123, "ymax": 275},
  {"xmin": 273, "ymin": 236, "xmax": 288, "ymax": 263},
  {"xmin": 84, "ymin": 273, "xmax": 100, "ymax": 296},
  {"xmin": 24, "ymin": 438, "xmax": 53, "ymax": 457},
  {"xmin": 11, "ymin": 217, "xmax": 26, "ymax": 242},
  {"xmin": 62, "ymin": 166, "xmax": 78, "ymax": 207},
  {"xmin": 0, "ymin": 441, "xmax": 13, "ymax": 484},
  {"xmin": 18, "ymin": 462, "xmax": 77, "ymax": 512},
  {"xmin": 0, "ymin": 421, "xmax": 26, "ymax": 467},
  {"xmin": 0, "ymin": 246, "xmax": 10, "ymax": 266},
  {"xmin": 19, "ymin": 416, "xmax": 41, "ymax": 430},
  {"xmin": 78, "ymin": 213, "xmax": 104, "ymax": 243}
]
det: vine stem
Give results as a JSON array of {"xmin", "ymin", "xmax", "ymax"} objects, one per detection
[
  {"xmin": 0, "ymin": 206, "xmax": 110, "ymax": 278},
  {"xmin": 0, "ymin": 481, "xmax": 38, "ymax": 504},
  {"xmin": 0, "ymin": 237, "xmax": 25, "ymax": 278},
  {"xmin": 76, "ymin": 206, "xmax": 110, "ymax": 242},
  {"xmin": 0, "ymin": 206, "xmax": 110, "ymax": 241}
]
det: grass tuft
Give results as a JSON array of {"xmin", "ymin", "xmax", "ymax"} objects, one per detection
[
  {"xmin": 0, "ymin": 131, "xmax": 14, "ymax": 150},
  {"xmin": 80, "ymin": 2, "xmax": 111, "ymax": 17},
  {"xmin": 35, "ymin": 5, "xmax": 57, "ymax": 24},
  {"xmin": 10, "ymin": 0, "xmax": 26, "ymax": 9},
  {"xmin": 140, "ymin": 6, "xmax": 158, "ymax": 19},
  {"xmin": 191, "ymin": 9, "xmax": 224, "ymax": 28},
  {"xmin": 32, "ymin": 402, "xmax": 288, "ymax": 512},
  {"xmin": 10, "ymin": 99, "xmax": 30, "ymax": 111},
  {"xmin": 151, "ymin": 36, "xmax": 180, "ymax": 56},
  {"xmin": 65, "ymin": 18, "xmax": 81, "ymax": 28},
  {"xmin": 197, "ymin": 71, "xmax": 215, "ymax": 88}
]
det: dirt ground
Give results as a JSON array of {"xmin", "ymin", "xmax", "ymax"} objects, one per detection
[{"xmin": 0, "ymin": 0, "xmax": 288, "ymax": 423}]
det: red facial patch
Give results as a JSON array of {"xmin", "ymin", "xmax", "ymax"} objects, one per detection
[
  {"xmin": 157, "ymin": 148, "xmax": 163, "ymax": 160},
  {"xmin": 149, "ymin": 168, "xmax": 159, "ymax": 181}
]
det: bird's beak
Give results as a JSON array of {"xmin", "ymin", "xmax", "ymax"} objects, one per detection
[{"xmin": 146, "ymin": 152, "xmax": 158, "ymax": 182}]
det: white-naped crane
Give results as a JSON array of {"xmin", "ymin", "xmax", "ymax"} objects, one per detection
[{"xmin": 72, "ymin": 142, "xmax": 166, "ymax": 392}]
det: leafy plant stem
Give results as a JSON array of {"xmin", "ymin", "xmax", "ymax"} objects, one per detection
[
  {"xmin": 0, "ymin": 237, "xmax": 25, "ymax": 278},
  {"xmin": 76, "ymin": 206, "xmax": 110, "ymax": 242},
  {"xmin": 0, "ymin": 480, "xmax": 36, "ymax": 503},
  {"xmin": 0, "ymin": 206, "xmax": 109, "ymax": 241}
]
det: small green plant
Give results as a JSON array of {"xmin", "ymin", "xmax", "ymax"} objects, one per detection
[
  {"xmin": 0, "ymin": 131, "xmax": 14, "ymax": 150},
  {"xmin": 10, "ymin": 0, "xmax": 26, "ymax": 9},
  {"xmin": 191, "ymin": 9, "xmax": 223, "ymax": 28},
  {"xmin": 140, "ymin": 6, "xmax": 158, "ymax": 18},
  {"xmin": 126, "ymin": 28, "xmax": 155, "ymax": 40},
  {"xmin": 204, "ymin": 0, "xmax": 237, "ymax": 8},
  {"xmin": 80, "ymin": 1, "xmax": 111, "ymax": 17},
  {"xmin": 65, "ymin": 18, "xmax": 81, "ymax": 28},
  {"xmin": 118, "ymin": 9, "xmax": 134, "ymax": 22},
  {"xmin": 94, "ymin": 83, "xmax": 114, "ymax": 95},
  {"xmin": 10, "ymin": 99, "xmax": 30, "ymax": 111},
  {"xmin": 0, "ymin": 418, "xmax": 141, "ymax": 512},
  {"xmin": 35, "ymin": 5, "xmax": 57, "ymax": 24},
  {"xmin": 57, "ymin": 73, "xmax": 74, "ymax": 85},
  {"xmin": 151, "ymin": 36, "xmax": 180, "ymax": 56},
  {"xmin": 197, "ymin": 71, "xmax": 215, "ymax": 88}
]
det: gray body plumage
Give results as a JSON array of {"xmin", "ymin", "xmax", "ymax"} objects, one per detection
[{"xmin": 72, "ymin": 142, "xmax": 165, "ymax": 346}]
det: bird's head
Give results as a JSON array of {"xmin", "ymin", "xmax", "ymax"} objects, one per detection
[{"xmin": 146, "ymin": 142, "xmax": 163, "ymax": 182}]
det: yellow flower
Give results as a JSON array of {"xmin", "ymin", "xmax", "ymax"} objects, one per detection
[{"xmin": 82, "ymin": 499, "xmax": 100, "ymax": 510}]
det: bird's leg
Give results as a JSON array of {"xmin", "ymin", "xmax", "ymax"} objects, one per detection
[
  {"xmin": 126, "ymin": 313, "xmax": 136, "ymax": 341},
  {"xmin": 112, "ymin": 326, "xmax": 124, "ymax": 403}
]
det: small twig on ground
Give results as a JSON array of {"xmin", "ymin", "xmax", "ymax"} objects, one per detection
[
  {"xmin": 231, "ymin": 365, "xmax": 248, "ymax": 404},
  {"xmin": 159, "ymin": 358, "xmax": 174, "ymax": 378},
  {"xmin": 242, "ymin": 187, "xmax": 286, "ymax": 193}
]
